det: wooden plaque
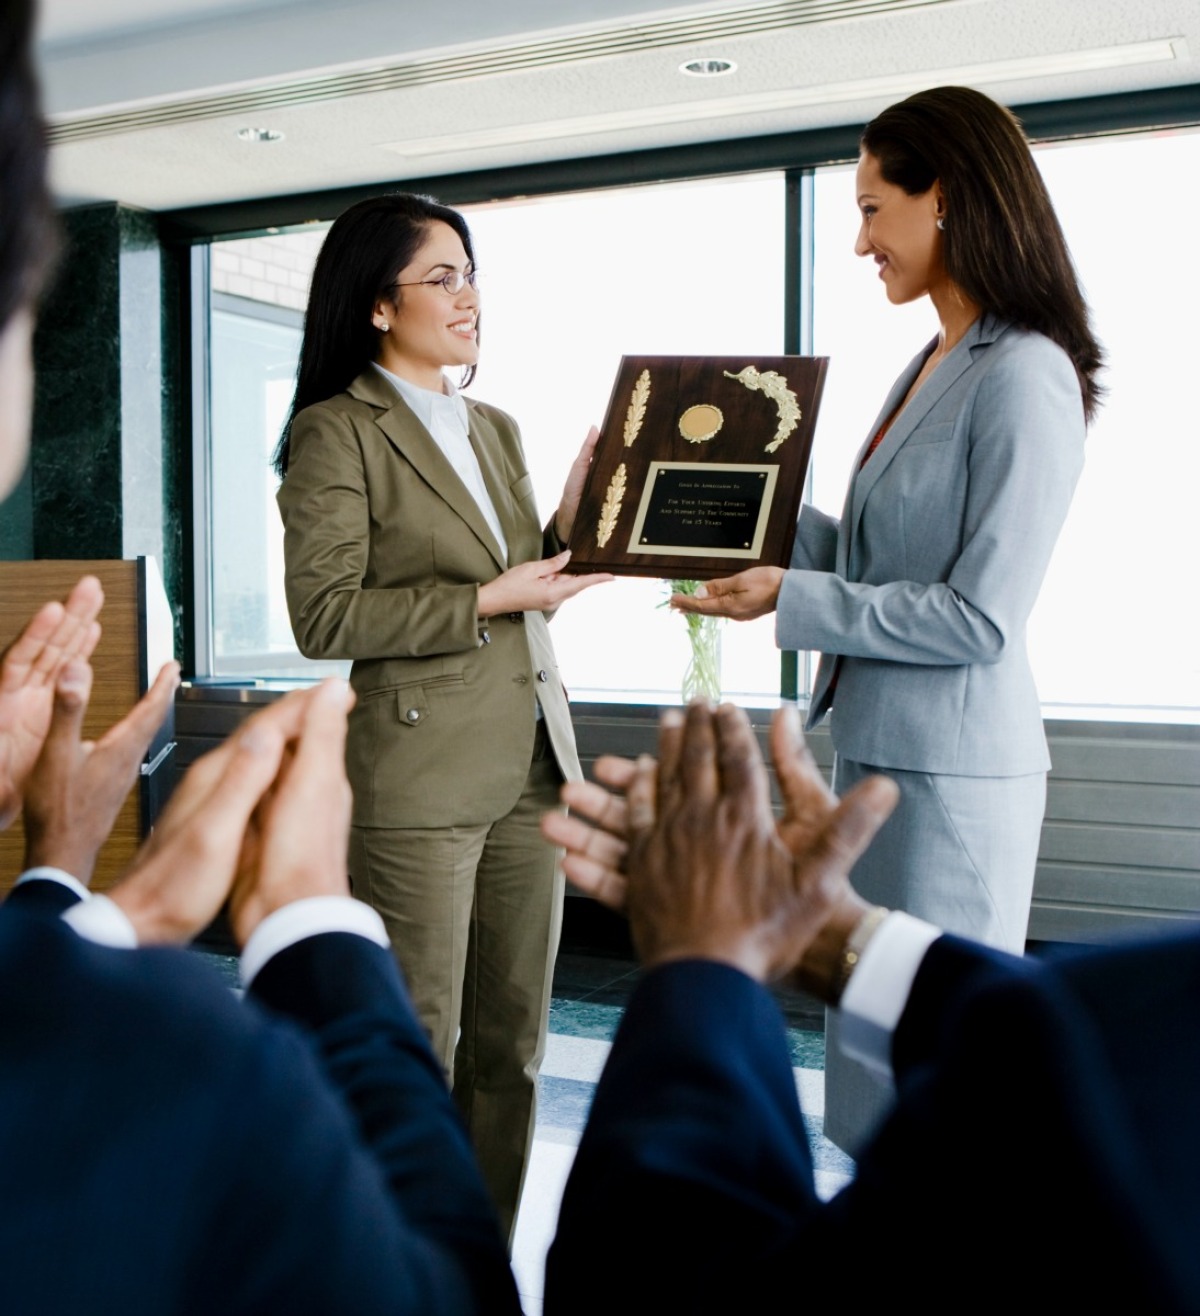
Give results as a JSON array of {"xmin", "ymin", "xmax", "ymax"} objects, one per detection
[{"xmin": 566, "ymin": 355, "xmax": 827, "ymax": 578}]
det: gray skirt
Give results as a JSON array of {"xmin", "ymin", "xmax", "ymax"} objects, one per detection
[{"xmin": 823, "ymin": 757, "xmax": 1046, "ymax": 1154}]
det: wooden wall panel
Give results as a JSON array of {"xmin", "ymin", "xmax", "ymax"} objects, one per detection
[{"xmin": 0, "ymin": 561, "xmax": 142, "ymax": 893}]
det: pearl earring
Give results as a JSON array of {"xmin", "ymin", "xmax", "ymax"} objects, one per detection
[
  {"xmin": 379, "ymin": 321, "xmax": 389, "ymax": 333},
  {"xmin": 936, "ymin": 217, "xmax": 945, "ymax": 232}
]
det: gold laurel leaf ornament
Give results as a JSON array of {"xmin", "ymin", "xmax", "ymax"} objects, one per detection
[
  {"xmin": 596, "ymin": 462, "xmax": 627, "ymax": 548},
  {"xmin": 623, "ymin": 369, "xmax": 651, "ymax": 447},
  {"xmin": 723, "ymin": 366, "xmax": 802, "ymax": 452}
]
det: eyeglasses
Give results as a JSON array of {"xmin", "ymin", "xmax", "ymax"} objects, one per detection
[{"xmin": 391, "ymin": 268, "xmax": 479, "ymax": 296}]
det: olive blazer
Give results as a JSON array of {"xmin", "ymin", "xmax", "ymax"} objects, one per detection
[{"xmin": 277, "ymin": 368, "xmax": 581, "ymax": 829}]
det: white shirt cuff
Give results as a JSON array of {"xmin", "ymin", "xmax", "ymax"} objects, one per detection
[
  {"xmin": 62, "ymin": 894, "xmax": 138, "ymax": 949},
  {"xmin": 240, "ymin": 896, "xmax": 389, "ymax": 989},
  {"xmin": 838, "ymin": 911, "xmax": 941, "ymax": 1081},
  {"xmin": 15, "ymin": 867, "xmax": 91, "ymax": 903}
]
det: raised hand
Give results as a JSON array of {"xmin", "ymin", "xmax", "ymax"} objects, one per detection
[
  {"xmin": 770, "ymin": 703, "xmax": 898, "ymax": 881},
  {"xmin": 669, "ymin": 567, "xmax": 784, "ymax": 621},
  {"xmin": 0, "ymin": 575, "xmax": 104, "ymax": 829},
  {"xmin": 543, "ymin": 701, "xmax": 899, "ymax": 983},
  {"xmin": 553, "ymin": 424, "xmax": 601, "ymax": 543},
  {"xmin": 22, "ymin": 658, "xmax": 180, "ymax": 884},
  {"xmin": 621, "ymin": 702, "xmax": 805, "ymax": 981},
  {"xmin": 229, "ymin": 678, "xmax": 356, "ymax": 946},
  {"xmin": 541, "ymin": 753, "xmax": 636, "ymax": 912},
  {"xmin": 477, "ymin": 550, "xmax": 612, "ymax": 617},
  {"xmin": 106, "ymin": 687, "xmax": 320, "ymax": 944}
]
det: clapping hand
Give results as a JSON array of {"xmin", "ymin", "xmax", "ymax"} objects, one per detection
[
  {"xmin": 107, "ymin": 683, "xmax": 353, "ymax": 944},
  {"xmin": 22, "ymin": 656, "xmax": 180, "ymax": 884},
  {"xmin": 542, "ymin": 701, "xmax": 898, "ymax": 982},
  {"xmin": 0, "ymin": 576, "xmax": 104, "ymax": 830}
]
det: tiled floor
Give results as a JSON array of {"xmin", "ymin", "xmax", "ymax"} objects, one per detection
[{"xmin": 511, "ymin": 949, "xmax": 855, "ymax": 1316}]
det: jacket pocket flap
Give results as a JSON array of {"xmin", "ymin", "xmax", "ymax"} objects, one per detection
[
  {"xmin": 903, "ymin": 421, "xmax": 956, "ymax": 447},
  {"xmin": 395, "ymin": 688, "xmax": 430, "ymax": 728}
]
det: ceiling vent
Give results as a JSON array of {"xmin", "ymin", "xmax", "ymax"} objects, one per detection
[{"xmin": 48, "ymin": 0, "xmax": 952, "ymax": 143}]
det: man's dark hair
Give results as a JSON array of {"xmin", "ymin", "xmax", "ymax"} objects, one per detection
[{"xmin": 0, "ymin": 0, "xmax": 58, "ymax": 331}]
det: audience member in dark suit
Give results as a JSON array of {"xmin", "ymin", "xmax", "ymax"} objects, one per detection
[
  {"xmin": 0, "ymin": 7, "xmax": 518, "ymax": 1308},
  {"xmin": 2, "ymin": 670, "xmax": 522, "ymax": 1315},
  {"xmin": 542, "ymin": 702, "xmax": 1200, "ymax": 1313}
]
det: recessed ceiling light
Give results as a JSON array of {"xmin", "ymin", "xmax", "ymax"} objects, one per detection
[
  {"xmin": 384, "ymin": 39, "xmax": 1183, "ymax": 160},
  {"xmin": 680, "ymin": 57, "xmax": 737, "ymax": 77},
  {"xmin": 236, "ymin": 126, "xmax": 284, "ymax": 143}
]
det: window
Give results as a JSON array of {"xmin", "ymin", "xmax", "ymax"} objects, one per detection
[
  {"xmin": 201, "ymin": 174, "xmax": 788, "ymax": 702},
  {"xmin": 205, "ymin": 232, "xmax": 345, "ymax": 679},
  {"xmin": 809, "ymin": 127, "xmax": 1200, "ymax": 718},
  {"xmin": 197, "ymin": 122, "xmax": 1200, "ymax": 720},
  {"xmin": 458, "ymin": 174, "xmax": 787, "ymax": 705}
]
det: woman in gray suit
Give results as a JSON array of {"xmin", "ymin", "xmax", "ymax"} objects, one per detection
[
  {"xmin": 673, "ymin": 86, "xmax": 1103, "ymax": 1151},
  {"xmin": 274, "ymin": 194, "xmax": 609, "ymax": 1237}
]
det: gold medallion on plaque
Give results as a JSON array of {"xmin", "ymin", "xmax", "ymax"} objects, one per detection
[{"xmin": 677, "ymin": 404, "xmax": 724, "ymax": 445}]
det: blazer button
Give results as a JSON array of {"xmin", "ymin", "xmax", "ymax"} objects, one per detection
[
  {"xmin": 508, "ymin": 612, "xmax": 524, "ymax": 624},
  {"xmin": 481, "ymin": 630, "xmax": 491, "ymax": 645},
  {"xmin": 537, "ymin": 669, "xmax": 549, "ymax": 683},
  {"xmin": 405, "ymin": 708, "xmax": 421, "ymax": 723}
]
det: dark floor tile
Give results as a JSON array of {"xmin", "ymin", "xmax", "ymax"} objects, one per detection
[
  {"xmin": 547, "ymin": 998, "xmax": 624, "ymax": 1041},
  {"xmin": 786, "ymin": 1028, "xmax": 825, "ymax": 1070},
  {"xmin": 551, "ymin": 951, "xmax": 641, "ymax": 1002},
  {"xmin": 771, "ymin": 982, "xmax": 827, "ymax": 1032}
]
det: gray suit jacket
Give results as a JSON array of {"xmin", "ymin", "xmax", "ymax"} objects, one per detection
[
  {"xmin": 277, "ymin": 368, "xmax": 581, "ymax": 829},
  {"xmin": 778, "ymin": 315, "xmax": 1084, "ymax": 777}
]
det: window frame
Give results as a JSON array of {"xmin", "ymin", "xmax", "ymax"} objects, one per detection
[{"xmin": 175, "ymin": 82, "xmax": 1200, "ymax": 713}]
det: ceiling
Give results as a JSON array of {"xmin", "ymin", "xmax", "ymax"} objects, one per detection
[{"xmin": 37, "ymin": 0, "xmax": 1200, "ymax": 211}]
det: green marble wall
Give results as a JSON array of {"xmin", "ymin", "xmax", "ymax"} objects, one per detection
[{"xmin": 0, "ymin": 203, "xmax": 187, "ymax": 659}]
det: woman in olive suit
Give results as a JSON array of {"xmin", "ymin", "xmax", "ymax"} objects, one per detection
[{"xmin": 275, "ymin": 193, "xmax": 609, "ymax": 1238}]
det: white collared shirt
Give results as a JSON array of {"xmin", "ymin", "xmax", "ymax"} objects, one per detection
[
  {"xmin": 839, "ymin": 910, "xmax": 942, "ymax": 1082},
  {"xmin": 17, "ymin": 869, "xmax": 388, "ymax": 988},
  {"xmin": 374, "ymin": 364, "xmax": 508, "ymax": 562}
]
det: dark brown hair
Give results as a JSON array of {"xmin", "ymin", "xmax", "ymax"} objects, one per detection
[
  {"xmin": 861, "ymin": 85, "xmax": 1103, "ymax": 420},
  {"xmin": 274, "ymin": 192, "xmax": 477, "ymax": 476},
  {"xmin": 0, "ymin": 0, "xmax": 59, "ymax": 331}
]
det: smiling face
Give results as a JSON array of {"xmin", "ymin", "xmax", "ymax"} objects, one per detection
[
  {"xmin": 854, "ymin": 151, "xmax": 946, "ymax": 306},
  {"xmin": 374, "ymin": 220, "xmax": 479, "ymax": 391}
]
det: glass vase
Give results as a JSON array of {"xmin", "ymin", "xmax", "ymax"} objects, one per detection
[{"xmin": 680, "ymin": 611, "xmax": 722, "ymax": 703}]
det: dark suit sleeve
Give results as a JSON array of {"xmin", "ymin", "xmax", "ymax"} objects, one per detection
[
  {"xmin": 845, "ymin": 934, "xmax": 1195, "ymax": 1306},
  {"xmin": 3, "ymin": 874, "xmax": 84, "ymax": 917},
  {"xmin": 551, "ymin": 941, "xmax": 1199, "ymax": 1312},
  {"xmin": 247, "ymin": 932, "xmax": 521, "ymax": 1315},
  {"xmin": 546, "ymin": 960, "xmax": 818, "ymax": 1315}
]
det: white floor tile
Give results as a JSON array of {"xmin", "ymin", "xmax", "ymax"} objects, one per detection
[
  {"xmin": 512, "ymin": 1138, "xmax": 577, "ymax": 1314},
  {"xmin": 541, "ymin": 1033, "xmax": 611, "ymax": 1083}
]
